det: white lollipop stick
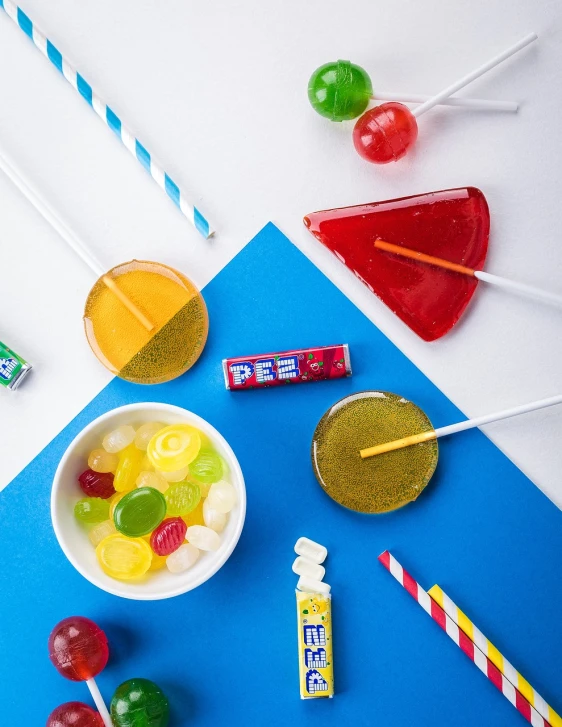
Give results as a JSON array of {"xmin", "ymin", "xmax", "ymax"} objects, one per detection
[
  {"xmin": 86, "ymin": 678, "xmax": 113, "ymax": 727},
  {"xmin": 0, "ymin": 140, "xmax": 154, "ymax": 331},
  {"xmin": 374, "ymin": 92, "xmax": 518, "ymax": 112},
  {"xmin": 360, "ymin": 393, "xmax": 562, "ymax": 458},
  {"xmin": 372, "ymin": 240, "xmax": 562, "ymax": 309},
  {"xmin": 413, "ymin": 33, "xmax": 538, "ymax": 118},
  {"xmin": 433, "ymin": 394, "xmax": 562, "ymax": 438},
  {"xmin": 475, "ymin": 270, "xmax": 562, "ymax": 307}
]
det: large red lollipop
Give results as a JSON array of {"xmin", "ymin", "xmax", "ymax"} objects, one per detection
[
  {"xmin": 353, "ymin": 33, "xmax": 537, "ymax": 164},
  {"xmin": 304, "ymin": 186, "xmax": 562, "ymax": 340},
  {"xmin": 48, "ymin": 617, "xmax": 112, "ymax": 727}
]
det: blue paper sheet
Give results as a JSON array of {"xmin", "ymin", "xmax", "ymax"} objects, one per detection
[{"xmin": 1, "ymin": 223, "xmax": 560, "ymax": 725}]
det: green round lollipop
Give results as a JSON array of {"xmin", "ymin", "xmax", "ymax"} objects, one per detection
[
  {"xmin": 110, "ymin": 678, "xmax": 169, "ymax": 727},
  {"xmin": 311, "ymin": 391, "xmax": 438, "ymax": 514},
  {"xmin": 113, "ymin": 487, "xmax": 166, "ymax": 537},
  {"xmin": 308, "ymin": 59, "xmax": 373, "ymax": 121}
]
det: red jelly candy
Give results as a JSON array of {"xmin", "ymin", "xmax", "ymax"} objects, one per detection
[
  {"xmin": 150, "ymin": 517, "xmax": 187, "ymax": 556},
  {"xmin": 353, "ymin": 102, "xmax": 418, "ymax": 164},
  {"xmin": 48, "ymin": 616, "xmax": 109, "ymax": 682},
  {"xmin": 304, "ymin": 187, "xmax": 490, "ymax": 341},
  {"xmin": 47, "ymin": 702, "xmax": 104, "ymax": 727},
  {"xmin": 78, "ymin": 469, "xmax": 116, "ymax": 499}
]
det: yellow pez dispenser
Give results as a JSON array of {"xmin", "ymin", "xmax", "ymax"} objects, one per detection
[
  {"xmin": 293, "ymin": 537, "xmax": 333, "ymax": 699},
  {"xmin": 296, "ymin": 590, "xmax": 334, "ymax": 699}
]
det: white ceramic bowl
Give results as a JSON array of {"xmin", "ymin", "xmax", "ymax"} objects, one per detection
[{"xmin": 51, "ymin": 403, "xmax": 246, "ymax": 600}]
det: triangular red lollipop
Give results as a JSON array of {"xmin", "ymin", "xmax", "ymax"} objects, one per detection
[{"xmin": 304, "ymin": 188, "xmax": 490, "ymax": 341}]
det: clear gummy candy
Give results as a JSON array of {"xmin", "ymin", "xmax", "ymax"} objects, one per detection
[
  {"xmin": 166, "ymin": 543, "xmax": 200, "ymax": 573},
  {"xmin": 103, "ymin": 425, "xmax": 136, "ymax": 454},
  {"xmin": 134, "ymin": 422, "xmax": 165, "ymax": 451},
  {"xmin": 206, "ymin": 480, "xmax": 237, "ymax": 514},
  {"xmin": 186, "ymin": 525, "xmax": 221, "ymax": 551},
  {"xmin": 203, "ymin": 499, "xmax": 227, "ymax": 533}
]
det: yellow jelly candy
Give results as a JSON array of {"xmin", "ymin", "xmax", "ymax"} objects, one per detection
[
  {"xmin": 136, "ymin": 470, "xmax": 169, "ymax": 494},
  {"xmin": 96, "ymin": 534, "xmax": 153, "ymax": 580},
  {"xmin": 88, "ymin": 448, "xmax": 119, "ymax": 474},
  {"xmin": 147, "ymin": 425, "xmax": 201, "ymax": 472},
  {"xmin": 148, "ymin": 553, "xmax": 168, "ymax": 571},
  {"xmin": 182, "ymin": 499, "xmax": 205, "ymax": 528},
  {"xmin": 114, "ymin": 444, "xmax": 144, "ymax": 492},
  {"xmin": 109, "ymin": 492, "xmax": 127, "ymax": 519}
]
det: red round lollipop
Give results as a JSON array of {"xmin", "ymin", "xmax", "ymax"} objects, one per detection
[
  {"xmin": 353, "ymin": 102, "xmax": 418, "ymax": 164},
  {"xmin": 352, "ymin": 34, "xmax": 537, "ymax": 165},
  {"xmin": 47, "ymin": 702, "xmax": 104, "ymax": 727},
  {"xmin": 48, "ymin": 617, "xmax": 109, "ymax": 682}
]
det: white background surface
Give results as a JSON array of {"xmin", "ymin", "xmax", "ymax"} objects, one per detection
[{"xmin": 0, "ymin": 0, "xmax": 561, "ymax": 505}]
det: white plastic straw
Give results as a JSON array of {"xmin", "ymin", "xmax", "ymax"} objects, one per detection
[{"xmin": 413, "ymin": 33, "xmax": 538, "ymax": 118}]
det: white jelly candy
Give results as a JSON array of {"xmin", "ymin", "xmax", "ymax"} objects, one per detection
[
  {"xmin": 294, "ymin": 537, "xmax": 327, "ymax": 564},
  {"xmin": 103, "ymin": 425, "xmax": 136, "ymax": 453},
  {"xmin": 166, "ymin": 543, "xmax": 200, "ymax": 573},
  {"xmin": 292, "ymin": 556, "xmax": 325, "ymax": 581},
  {"xmin": 186, "ymin": 525, "xmax": 221, "ymax": 551},
  {"xmin": 203, "ymin": 498, "xmax": 227, "ymax": 533},
  {"xmin": 207, "ymin": 480, "xmax": 236, "ymax": 513},
  {"xmin": 161, "ymin": 465, "xmax": 190, "ymax": 482},
  {"xmin": 134, "ymin": 421, "xmax": 165, "ymax": 451},
  {"xmin": 297, "ymin": 575, "xmax": 331, "ymax": 595}
]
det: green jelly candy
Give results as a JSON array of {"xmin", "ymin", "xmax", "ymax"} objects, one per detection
[
  {"xmin": 110, "ymin": 678, "xmax": 169, "ymax": 727},
  {"xmin": 308, "ymin": 59, "xmax": 373, "ymax": 121},
  {"xmin": 113, "ymin": 487, "xmax": 166, "ymax": 537},
  {"xmin": 165, "ymin": 481, "xmax": 200, "ymax": 516},
  {"xmin": 74, "ymin": 497, "xmax": 110, "ymax": 524},
  {"xmin": 188, "ymin": 448, "xmax": 223, "ymax": 484}
]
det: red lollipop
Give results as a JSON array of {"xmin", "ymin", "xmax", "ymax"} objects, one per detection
[
  {"xmin": 353, "ymin": 33, "xmax": 537, "ymax": 164},
  {"xmin": 47, "ymin": 702, "xmax": 104, "ymax": 727},
  {"xmin": 48, "ymin": 617, "xmax": 112, "ymax": 727}
]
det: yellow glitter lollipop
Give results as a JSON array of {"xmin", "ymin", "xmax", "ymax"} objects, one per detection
[
  {"xmin": 0, "ymin": 144, "xmax": 208, "ymax": 384},
  {"xmin": 312, "ymin": 391, "xmax": 438, "ymax": 514}
]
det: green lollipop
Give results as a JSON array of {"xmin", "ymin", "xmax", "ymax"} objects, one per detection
[
  {"xmin": 113, "ymin": 487, "xmax": 166, "ymax": 537},
  {"xmin": 308, "ymin": 60, "xmax": 372, "ymax": 121},
  {"xmin": 110, "ymin": 678, "xmax": 169, "ymax": 727}
]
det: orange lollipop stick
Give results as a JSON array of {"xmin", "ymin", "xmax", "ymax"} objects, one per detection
[
  {"xmin": 374, "ymin": 240, "xmax": 562, "ymax": 308},
  {"xmin": 374, "ymin": 239, "xmax": 476, "ymax": 276}
]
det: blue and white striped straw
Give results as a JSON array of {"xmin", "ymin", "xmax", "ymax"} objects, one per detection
[{"xmin": 0, "ymin": 0, "xmax": 213, "ymax": 239}]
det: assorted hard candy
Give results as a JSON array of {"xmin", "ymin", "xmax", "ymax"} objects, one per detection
[{"xmin": 73, "ymin": 421, "xmax": 237, "ymax": 581}]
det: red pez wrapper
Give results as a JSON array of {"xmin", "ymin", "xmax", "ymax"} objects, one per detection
[{"xmin": 223, "ymin": 344, "xmax": 351, "ymax": 390}]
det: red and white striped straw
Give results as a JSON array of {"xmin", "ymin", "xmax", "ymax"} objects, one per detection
[{"xmin": 378, "ymin": 551, "xmax": 551, "ymax": 727}]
